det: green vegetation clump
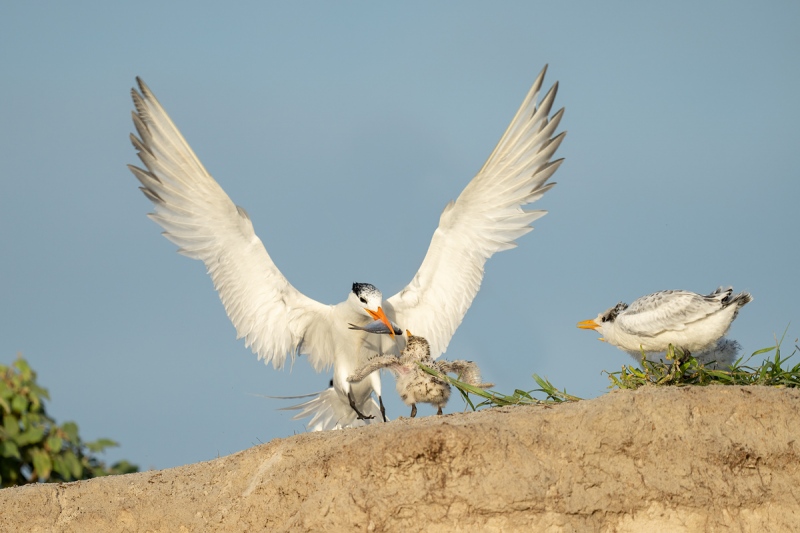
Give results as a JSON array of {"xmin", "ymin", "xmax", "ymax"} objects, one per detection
[
  {"xmin": 607, "ymin": 341, "xmax": 800, "ymax": 390},
  {"xmin": 430, "ymin": 330, "xmax": 799, "ymax": 411},
  {"xmin": 419, "ymin": 365, "xmax": 581, "ymax": 407},
  {"xmin": 0, "ymin": 356, "xmax": 138, "ymax": 488}
]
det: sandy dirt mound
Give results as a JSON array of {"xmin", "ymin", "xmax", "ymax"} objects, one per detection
[{"xmin": 2, "ymin": 386, "xmax": 799, "ymax": 532}]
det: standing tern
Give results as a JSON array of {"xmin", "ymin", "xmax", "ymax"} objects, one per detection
[
  {"xmin": 577, "ymin": 287, "xmax": 752, "ymax": 359},
  {"xmin": 128, "ymin": 65, "xmax": 565, "ymax": 429},
  {"xmin": 348, "ymin": 333, "xmax": 493, "ymax": 417}
]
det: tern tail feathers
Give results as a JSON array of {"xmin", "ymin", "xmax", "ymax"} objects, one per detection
[
  {"xmin": 280, "ymin": 387, "xmax": 384, "ymax": 431},
  {"xmin": 722, "ymin": 289, "xmax": 753, "ymax": 309}
]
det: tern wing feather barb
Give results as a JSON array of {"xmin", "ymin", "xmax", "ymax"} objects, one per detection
[
  {"xmin": 128, "ymin": 78, "xmax": 332, "ymax": 371},
  {"xmin": 388, "ymin": 65, "xmax": 565, "ymax": 357}
]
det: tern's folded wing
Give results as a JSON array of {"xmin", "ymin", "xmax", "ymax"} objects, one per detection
[{"xmin": 618, "ymin": 290, "xmax": 724, "ymax": 337}]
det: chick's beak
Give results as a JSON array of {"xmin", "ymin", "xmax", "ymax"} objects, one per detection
[
  {"xmin": 367, "ymin": 306, "xmax": 395, "ymax": 338},
  {"xmin": 577, "ymin": 319, "xmax": 600, "ymax": 331}
]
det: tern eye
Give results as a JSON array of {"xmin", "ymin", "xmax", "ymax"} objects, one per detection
[{"xmin": 359, "ymin": 297, "xmax": 367, "ymax": 304}]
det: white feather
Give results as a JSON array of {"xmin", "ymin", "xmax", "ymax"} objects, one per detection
[{"xmin": 387, "ymin": 66, "xmax": 564, "ymax": 358}]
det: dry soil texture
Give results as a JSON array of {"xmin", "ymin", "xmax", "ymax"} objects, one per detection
[{"xmin": 2, "ymin": 386, "xmax": 799, "ymax": 532}]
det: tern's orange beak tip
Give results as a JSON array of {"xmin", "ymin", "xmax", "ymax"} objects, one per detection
[
  {"xmin": 577, "ymin": 319, "xmax": 600, "ymax": 331},
  {"xmin": 368, "ymin": 306, "xmax": 395, "ymax": 338}
]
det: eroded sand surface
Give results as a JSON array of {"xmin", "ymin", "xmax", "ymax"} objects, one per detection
[{"xmin": 2, "ymin": 386, "xmax": 799, "ymax": 532}]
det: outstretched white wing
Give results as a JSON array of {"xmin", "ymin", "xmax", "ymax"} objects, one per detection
[
  {"xmin": 387, "ymin": 66, "xmax": 565, "ymax": 357},
  {"xmin": 128, "ymin": 78, "xmax": 334, "ymax": 371}
]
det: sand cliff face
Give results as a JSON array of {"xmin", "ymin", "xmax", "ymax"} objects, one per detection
[{"xmin": 2, "ymin": 386, "xmax": 799, "ymax": 532}]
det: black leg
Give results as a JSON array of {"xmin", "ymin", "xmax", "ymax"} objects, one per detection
[
  {"xmin": 379, "ymin": 395, "xmax": 387, "ymax": 422},
  {"xmin": 348, "ymin": 391, "xmax": 374, "ymax": 420},
  {"xmin": 410, "ymin": 404, "xmax": 417, "ymax": 418},
  {"xmin": 436, "ymin": 406, "xmax": 443, "ymax": 416}
]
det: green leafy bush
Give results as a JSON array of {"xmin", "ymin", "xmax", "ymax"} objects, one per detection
[{"xmin": 0, "ymin": 356, "xmax": 138, "ymax": 488}]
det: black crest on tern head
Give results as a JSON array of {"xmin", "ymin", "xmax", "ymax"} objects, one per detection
[
  {"xmin": 601, "ymin": 302, "xmax": 628, "ymax": 323},
  {"xmin": 351, "ymin": 283, "xmax": 381, "ymax": 304},
  {"xmin": 352, "ymin": 282, "xmax": 378, "ymax": 295}
]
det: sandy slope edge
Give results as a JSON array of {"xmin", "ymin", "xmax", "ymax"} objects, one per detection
[{"xmin": 2, "ymin": 386, "xmax": 799, "ymax": 532}]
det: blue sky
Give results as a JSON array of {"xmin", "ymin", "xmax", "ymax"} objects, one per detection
[{"xmin": 2, "ymin": 2, "xmax": 798, "ymax": 470}]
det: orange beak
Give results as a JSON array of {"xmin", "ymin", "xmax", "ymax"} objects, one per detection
[
  {"xmin": 367, "ymin": 306, "xmax": 395, "ymax": 338},
  {"xmin": 576, "ymin": 319, "xmax": 600, "ymax": 331}
]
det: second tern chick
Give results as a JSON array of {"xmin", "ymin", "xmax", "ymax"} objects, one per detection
[
  {"xmin": 348, "ymin": 334, "xmax": 492, "ymax": 417},
  {"xmin": 630, "ymin": 337, "xmax": 742, "ymax": 369}
]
